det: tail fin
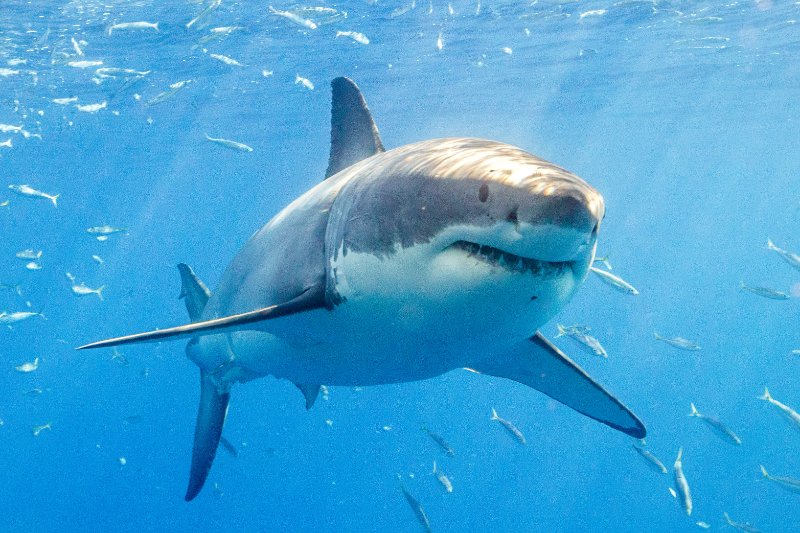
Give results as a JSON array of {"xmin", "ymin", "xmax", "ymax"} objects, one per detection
[
  {"xmin": 185, "ymin": 369, "xmax": 230, "ymax": 501},
  {"xmin": 675, "ymin": 447, "xmax": 683, "ymax": 466},
  {"xmin": 767, "ymin": 238, "xmax": 777, "ymax": 251},
  {"xmin": 759, "ymin": 387, "xmax": 772, "ymax": 401},
  {"xmin": 555, "ymin": 324, "xmax": 566, "ymax": 338},
  {"xmin": 723, "ymin": 512, "xmax": 733, "ymax": 525},
  {"xmin": 154, "ymin": 23, "xmax": 160, "ymax": 32},
  {"xmin": 51, "ymin": 194, "xmax": 59, "ymax": 208},
  {"xmin": 432, "ymin": 461, "xmax": 437, "ymax": 475},
  {"xmin": 653, "ymin": 331, "xmax": 662, "ymax": 340},
  {"xmin": 759, "ymin": 465, "xmax": 769, "ymax": 479},
  {"xmin": 96, "ymin": 286, "xmax": 105, "ymax": 301},
  {"xmin": 689, "ymin": 403, "xmax": 700, "ymax": 417},
  {"xmin": 490, "ymin": 408, "xmax": 499, "ymax": 420}
]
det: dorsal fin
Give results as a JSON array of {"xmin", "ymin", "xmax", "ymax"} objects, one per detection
[
  {"xmin": 324, "ymin": 77, "xmax": 384, "ymax": 179},
  {"xmin": 178, "ymin": 263, "xmax": 211, "ymax": 322}
]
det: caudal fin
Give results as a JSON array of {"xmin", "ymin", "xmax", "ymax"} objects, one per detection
[
  {"xmin": 490, "ymin": 408, "xmax": 499, "ymax": 420},
  {"xmin": 51, "ymin": 194, "xmax": 59, "ymax": 208},
  {"xmin": 185, "ymin": 369, "xmax": 230, "ymax": 501},
  {"xmin": 689, "ymin": 403, "xmax": 700, "ymax": 417},
  {"xmin": 96, "ymin": 286, "xmax": 105, "ymax": 301},
  {"xmin": 653, "ymin": 331, "xmax": 662, "ymax": 340},
  {"xmin": 759, "ymin": 465, "xmax": 769, "ymax": 479},
  {"xmin": 758, "ymin": 387, "xmax": 772, "ymax": 401},
  {"xmin": 767, "ymin": 238, "xmax": 778, "ymax": 251}
]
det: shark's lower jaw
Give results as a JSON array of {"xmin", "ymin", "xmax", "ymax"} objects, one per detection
[{"xmin": 449, "ymin": 240, "xmax": 574, "ymax": 277}]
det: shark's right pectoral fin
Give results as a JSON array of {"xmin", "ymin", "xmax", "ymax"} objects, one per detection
[
  {"xmin": 185, "ymin": 369, "xmax": 230, "ymax": 502},
  {"xmin": 77, "ymin": 283, "xmax": 328, "ymax": 350},
  {"xmin": 468, "ymin": 333, "xmax": 646, "ymax": 438}
]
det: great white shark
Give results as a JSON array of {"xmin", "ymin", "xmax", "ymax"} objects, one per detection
[{"xmin": 79, "ymin": 77, "xmax": 646, "ymax": 501}]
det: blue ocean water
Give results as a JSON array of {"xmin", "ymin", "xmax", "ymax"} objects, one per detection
[{"xmin": 1, "ymin": 0, "xmax": 799, "ymax": 530}]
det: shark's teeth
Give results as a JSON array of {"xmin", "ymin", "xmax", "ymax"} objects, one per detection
[{"xmin": 450, "ymin": 240, "xmax": 571, "ymax": 277}]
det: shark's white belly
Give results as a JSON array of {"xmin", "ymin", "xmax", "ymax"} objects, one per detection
[{"xmin": 198, "ymin": 241, "xmax": 585, "ymax": 386}]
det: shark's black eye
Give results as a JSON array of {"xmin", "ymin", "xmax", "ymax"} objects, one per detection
[{"xmin": 478, "ymin": 183, "xmax": 489, "ymax": 202}]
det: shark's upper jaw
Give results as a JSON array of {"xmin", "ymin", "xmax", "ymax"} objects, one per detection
[{"xmin": 448, "ymin": 240, "xmax": 575, "ymax": 277}]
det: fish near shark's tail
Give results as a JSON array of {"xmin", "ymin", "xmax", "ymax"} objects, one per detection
[
  {"xmin": 688, "ymin": 403, "xmax": 700, "ymax": 417},
  {"xmin": 758, "ymin": 387, "xmax": 772, "ymax": 402}
]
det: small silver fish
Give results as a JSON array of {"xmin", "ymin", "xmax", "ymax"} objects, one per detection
[
  {"xmin": 204, "ymin": 134, "xmax": 253, "ymax": 152},
  {"xmin": 422, "ymin": 427, "xmax": 455, "ymax": 456},
  {"xmin": 15, "ymin": 357, "xmax": 39, "ymax": 373},
  {"xmin": 723, "ymin": 512, "xmax": 761, "ymax": 533},
  {"xmin": 400, "ymin": 486, "xmax": 432, "ymax": 533},
  {"xmin": 86, "ymin": 225, "xmax": 126, "ymax": 235},
  {"xmin": 107, "ymin": 21, "xmax": 159, "ymax": 36},
  {"xmin": 0, "ymin": 310, "xmax": 45, "ymax": 324},
  {"xmin": 95, "ymin": 67, "xmax": 151, "ymax": 79},
  {"xmin": 432, "ymin": 461, "xmax": 453, "ymax": 493},
  {"xmin": 186, "ymin": 0, "xmax": 221, "ymax": 29},
  {"xmin": 653, "ymin": 332, "xmax": 701, "ymax": 351},
  {"xmin": 632, "ymin": 443, "xmax": 668, "ymax": 474},
  {"xmin": 759, "ymin": 387, "xmax": 800, "ymax": 431},
  {"xmin": 688, "ymin": 403, "xmax": 741, "ymax": 445},
  {"xmin": 32, "ymin": 422, "xmax": 51, "ymax": 436},
  {"xmin": 198, "ymin": 26, "xmax": 241, "ymax": 44},
  {"xmin": 490, "ymin": 408, "xmax": 526, "ymax": 445},
  {"xmin": 336, "ymin": 31, "xmax": 370, "ymax": 45},
  {"xmin": 71, "ymin": 282, "xmax": 104, "ymax": 300},
  {"xmin": 268, "ymin": 6, "xmax": 317, "ymax": 30},
  {"xmin": 209, "ymin": 53, "xmax": 244, "ymax": 67},
  {"xmin": 391, "ymin": 1, "xmax": 417, "ymax": 18},
  {"xmin": 555, "ymin": 324, "xmax": 608, "ymax": 358},
  {"xmin": 15, "ymin": 249, "xmax": 42, "ymax": 260},
  {"xmin": 767, "ymin": 238, "xmax": 800, "ymax": 271},
  {"xmin": 760, "ymin": 465, "xmax": 800, "ymax": 494},
  {"xmin": 673, "ymin": 448, "xmax": 692, "ymax": 516},
  {"xmin": 53, "ymin": 97, "xmax": 78, "ymax": 105},
  {"xmin": 590, "ymin": 266, "xmax": 639, "ymax": 295},
  {"xmin": 0, "ymin": 139, "xmax": 11, "ymax": 148},
  {"xmin": 67, "ymin": 60, "xmax": 103, "ymax": 69},
  {"xmin": 92, "ymin": 255, "xmax": 104, "ymax": 265},
  {"xmin": 25, "ymin": 261, "xmax": 42, "ymax": 271},
  {"xmin": 146, "ymin": 80, "xmax": 192, "ymax": 107},
  {"xmin": 295, "ymin": 75, "xmax": 314, "ymax": 91},
  {"xmin": 739, "ymin": 281, "xmax": 789, "ymax": 300},
  {"xmin": 8, "ymin": 184, "xmax": 59, "ymax": 207}
]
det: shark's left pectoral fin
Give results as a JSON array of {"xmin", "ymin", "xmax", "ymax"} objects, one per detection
[
  {"xmin": 468, "ymin": 333, "xmax": 646, "ymax": 438},
  {"xmin": 185, "ymin": 369, "xmax": 230, "ymax": 502}
]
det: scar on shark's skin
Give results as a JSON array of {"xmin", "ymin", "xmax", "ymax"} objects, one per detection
[{"xmin": 79, "ymin": 77, "xmax": 645, "ymax": 501}]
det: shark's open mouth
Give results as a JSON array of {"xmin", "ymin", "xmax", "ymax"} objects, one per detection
[{"xmin": 450, "ymin": 240, "xmax": 573, "ymax": 276}]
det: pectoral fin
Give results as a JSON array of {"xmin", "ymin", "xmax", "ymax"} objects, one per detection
[
  {"xmin": 468, "ymin": 333, "xmax": 646, "ymax": 438},
  {"xmin": 177, "ymin": 263, "xmax": 211, "ymax": 322},
  {"xmin": 77, "ymin": 283, "xmax": 328, "ymax": 350},
  {"xmin": 185, "ymin": 369, "xmax": 230, "ymax": 501}
]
